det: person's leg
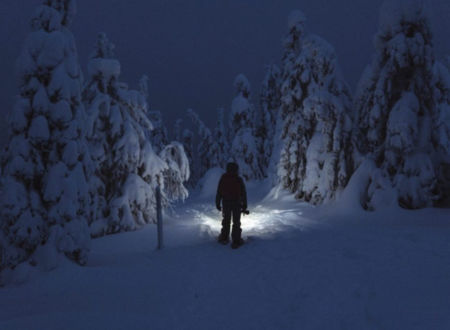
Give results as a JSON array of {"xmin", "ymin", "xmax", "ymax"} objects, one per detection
[
  {"xmin": 219, "ymin": 201, "xmax": 232, "ymax": 242},
  {"xmin": 231, "ymin": 202, "xmax": 242, "ymax": 244}
]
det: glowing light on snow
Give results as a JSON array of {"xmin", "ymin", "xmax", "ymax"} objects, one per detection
[{"xmin": 196, "ymin": 204, "xmax": 315, "ymax": 238}]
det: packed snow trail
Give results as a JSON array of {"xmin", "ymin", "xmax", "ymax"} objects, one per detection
[{"xmin": 1, "ymin": 182, "xmax": 450, "ymax": 329}]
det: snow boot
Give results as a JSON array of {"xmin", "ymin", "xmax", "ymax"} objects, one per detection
[
  {"xmin": 231, "ymin": 238, "xmax": 245, "ymax": 249},
  {"xmin": 217, "ymin": 234, "xmax": 229, "ymax": 245}
]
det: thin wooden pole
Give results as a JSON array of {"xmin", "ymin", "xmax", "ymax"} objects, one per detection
[{"xmin": 156, "ymin": 185, "xmax": 163, "ymax": 250}]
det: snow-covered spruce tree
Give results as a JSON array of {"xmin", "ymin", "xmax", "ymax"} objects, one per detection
[
  {"xmin": 258, "ymin": 64, "xmax": 281, "ymax": 174},
  {"xmin": 82, "ymin": 32, "xmax": 118, "ymax": 230},
  {"xmin": 229, "ymin": 74, "xmax": 262, "ymax": 180},
  {"xmin": 433, "ymin": 61, "xmax": 450, "ymax": 160},
  {"xmin": 173, "ymin": 118, "xmax": 183, "ymax": 142},
  {"xmin": 432, "ymin": 59, "xmax": 450, "ymax": 202},
  {"xmin": 267, "ymin": 11, "xmax": 306, "ymax": 186},
  {"xmin": 354, "ymin": 0, "xmax": 441, "ymax": 209},
  {"xmin": 147, "ymin": 111, "xmax": 168, "ymax": 153},
  {"xmin": 213, "ymin": 107, "xmax": 229, "ymax": 168},
  {"xmin": 137, "ymin": 74, "xmax": 190, "ymax": 204},
  {"xmin": 139, "ymin": 75, "xmax": 150, "ymax": 103},
  {"xmin": 444, "ymin": 56, "xmax": 450, "ymax": 71},
  {"xmin": 1, "ymin": 0, "xmax": 92, "ymax": 270},
  {"xmin": 187, "ymin": 109, "xmax": 222, "ymax": 176},
  {"xmin": 277, "ymin": 11, "xmax": 353, "ymax": 204},
  {"xmin": 180, "ymin": 128, "xmax": 198, "ymax": 187},
  {"xmin": 139, "ymin": 75, "xmax": 190, "ymax": 204},
  {"xmin": 159, "ymin": 142, "xmax": 190, "ymax": 201},
  {"xmin": 83, "ymin": 33, "xmax": 168, "ymax": 236}
]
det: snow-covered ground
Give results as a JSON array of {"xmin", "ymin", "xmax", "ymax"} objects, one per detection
[{"xmin": 1, "ymin": 179, "xmax": 450, "ymax": 330}]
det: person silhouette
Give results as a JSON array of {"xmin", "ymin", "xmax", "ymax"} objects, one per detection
[{"xmin": 215, "ymin": 162, "xmax": 247, "ymax": 249}]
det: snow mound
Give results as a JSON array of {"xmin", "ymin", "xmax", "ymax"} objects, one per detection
[
  {"xmin": 197, "ymin": 167, "xmax": 223, "ymax": 199},
  {"xmin": 336, "ymin": 159, "xmax": 400, "ymax": 212}
]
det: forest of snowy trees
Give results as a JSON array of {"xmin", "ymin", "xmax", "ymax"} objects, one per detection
[
  {"xmin": 0, "ymin": 0, "xmax": 449, "ymax": 274},
  {"xmin": 177, "ymin": 2, "xmax": 449, "ymax": 209},
  {"xmin": 0, "ymin": 0, "xmax": 190, "ymax": 272}
]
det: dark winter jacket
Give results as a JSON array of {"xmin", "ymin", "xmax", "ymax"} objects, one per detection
[{"xmin": 216, "ymin": 170, "xmax": 247, "ymax": 210}]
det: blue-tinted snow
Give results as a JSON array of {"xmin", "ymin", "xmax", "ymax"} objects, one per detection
[{"xmin": 1, "ymin": 179, "xmax": 450, "ymax": 329}]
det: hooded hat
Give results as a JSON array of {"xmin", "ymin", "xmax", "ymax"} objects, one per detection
[{"xmin": 226, "ymin": 162, "xmax": 239, "ymax": 174}]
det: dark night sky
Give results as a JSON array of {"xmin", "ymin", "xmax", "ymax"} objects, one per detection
[{"xmin": 0, "ymin": 0, "xmax": 449, "ymax": 145}]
